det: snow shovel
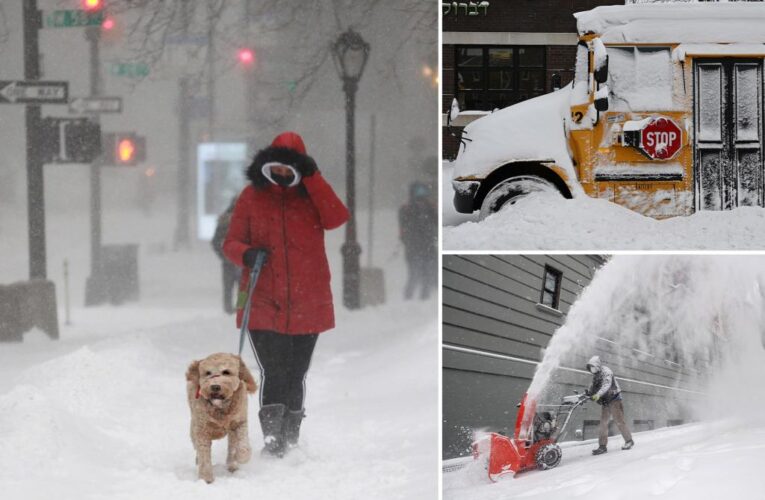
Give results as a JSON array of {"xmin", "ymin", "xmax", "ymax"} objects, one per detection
[{"xmin": 238, "ymin": 249, "xmax": 267, "ymax": 356}]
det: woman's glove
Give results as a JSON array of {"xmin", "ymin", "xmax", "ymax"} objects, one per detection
[
  {"xmin": 296, "ymin": 156, "xmax": 318, "ymax": 177},
  {"xmin": 243, "ymin": 247, "xmax": 268, "ymax": 268}
]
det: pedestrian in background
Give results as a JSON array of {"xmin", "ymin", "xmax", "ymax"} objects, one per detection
[
  {"xmin": 212, "ymin": 198, "xmax": 240, "ymax": 314},
  {"xmin": 399, "ymin": 181, "xmax": 437, "ymax": 300}
]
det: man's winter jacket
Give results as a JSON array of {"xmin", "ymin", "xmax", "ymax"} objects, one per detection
[
  {"xmin": 223, "ymin": 133, "xmax": 349, "ymax": 335},
  {"xmin": 586, "ymin": 355, "xmax": 622, "ymax": 405}
]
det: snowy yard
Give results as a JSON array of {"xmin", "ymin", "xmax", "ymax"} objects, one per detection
[
  {"xmin": 444, "ymin": 420, "xmax": 765, "ymax": 500},
  {"xmin": 442, "ymin": 164, "xmax": 765, "ymax": 251}
]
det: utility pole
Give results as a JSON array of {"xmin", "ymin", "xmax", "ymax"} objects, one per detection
[
  {"xmin": 23, "ymin": 0, "xmax": 46, "ymax": 280},
  {"xmin": 206, "ymin": 1, "xmax": 216, "ymax": 141},
  {"xmin": 84, "ymin": 24, "xmax": 105, "ymax": 305},
  {"xmin": 174, "ymin": 0, "xmax": 192, "ymax": 249},
  {"xmin": 244, "ymin": 0, "xmax": 256, "ymax": 155},
  {"xmin": 367, "ymin": 114, "xmax": 376, "ymax": 267}
]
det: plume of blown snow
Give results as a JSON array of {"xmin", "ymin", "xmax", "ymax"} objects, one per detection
[{"xmin": 527, "ymin": 255, "xmax": 765, "ymax": 423}]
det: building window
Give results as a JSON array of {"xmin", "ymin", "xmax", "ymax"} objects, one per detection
[
  {"xmin": 540, "ymin": 265, "xmax": 562, "ymax": 310},
  {"xmin": 456, "ymin": 46, "xmax": 545, "ymax": 112}
]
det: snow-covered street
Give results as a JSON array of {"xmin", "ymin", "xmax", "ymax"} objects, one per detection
[
  {"xmin": 0, "ymin": 297, "xmax": 437, "ymax": 500},
  {"xmin": 0, "ymin": 183, "xmax": 438, "ymax": 499},
  {"xmin": 444, "ymin": 420, "xmax": 765, "ymax": 500},
  {"xmin": 443, "ymin": 164, "xmax": 765, "ymax": 251}
]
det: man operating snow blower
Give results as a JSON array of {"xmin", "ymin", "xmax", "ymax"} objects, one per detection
[{"xmin": 585, "ymin": 355, "xmax": 634, "ymax": 455}]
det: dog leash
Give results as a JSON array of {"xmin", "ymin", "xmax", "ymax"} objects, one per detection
[{"xmin": 238, "ymin": 249, "xmax": 268, "ymax": 356}]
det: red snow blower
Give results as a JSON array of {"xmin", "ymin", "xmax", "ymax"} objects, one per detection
[{"xmin": 472, "ymin": 391, "xmax": 588, "ymax": 481}]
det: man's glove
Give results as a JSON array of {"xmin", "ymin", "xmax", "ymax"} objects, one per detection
[
  {"xmin": 296, "ymin": 156, "xmax": 318, "ymax": 177},
  {"xmin": 243, "ymin": 247, "xmax": 268, "ymax": 268},
  {"xmin": 591, "ymin": 394, "xmax": 600, "ymax": 402}
]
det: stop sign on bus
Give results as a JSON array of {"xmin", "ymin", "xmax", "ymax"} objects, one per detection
[{"xmin": 638, "ymin": 117, "xmax": 683, "ymax": 160}]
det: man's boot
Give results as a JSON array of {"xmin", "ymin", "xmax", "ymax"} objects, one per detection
[
  {"xmin": 592, "ymin": 445, "xmax": 607, "ymax": 455},
  {"xmin": 284, "ymin": 409, "xmax": 305, "ymax": 449},
  {"xmin": 621, "ymin": 439, "xmax": 634, "ymax": 450},
  {"xmin": 259, "ymin": 404, "xmax": 286, "ymax": 458}
]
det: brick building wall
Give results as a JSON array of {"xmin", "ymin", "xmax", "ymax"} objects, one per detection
[
  {"xmin": 441, "ymin": 0, "xmax": 622, "ymax": 159},
  {"xmin": 442, "ymin": 0, "xmax": 621, "ymax": 33}
]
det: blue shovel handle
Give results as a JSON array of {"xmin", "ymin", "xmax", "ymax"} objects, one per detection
[{"xmin": 238, "ymin": 249, "xmax": 268, "ymax": 356}]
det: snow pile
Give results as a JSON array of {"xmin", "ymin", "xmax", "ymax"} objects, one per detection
[
  {"xmin": 442, "ymin": 188, "xmax": 765, "ymax": 250},
  {"xmin": 576, "ymin": 4, "xmax": 765, "ymax": 44},
  {"xmin": 452, "ymin": 86, "xmax": 578, "ymax": 190},
  {"xmin": 527, "ymin": 256, "xmax": 765, "ymax": 422}
]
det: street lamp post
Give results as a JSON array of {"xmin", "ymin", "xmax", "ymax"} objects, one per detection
[{"xmin": 332, "ymin": 29, "xmax": 369, "ymax": 311}]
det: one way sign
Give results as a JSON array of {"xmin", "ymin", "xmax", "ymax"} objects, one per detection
[{"xmin": 0, "ymin": 80, "xmax": 68, "ymax": 104}]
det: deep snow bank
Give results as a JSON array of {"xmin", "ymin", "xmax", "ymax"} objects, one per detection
[{"xmin": 443, "ymin": 186, "xmax": 765, "ymax": 250}]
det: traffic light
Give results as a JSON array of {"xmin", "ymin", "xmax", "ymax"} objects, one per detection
[
  {"xmin": 102, "ymin": 132, "xmax": 146, "ymax": 166},
  {"xmin": 237, "ymin": 48, "xmax": 255, "ymax": 66},
  {"xmin": 82, "ymin": 0, "xmax": 104, "ymax": 11}
]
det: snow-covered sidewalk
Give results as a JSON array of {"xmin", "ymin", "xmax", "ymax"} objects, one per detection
[
  {"xmin": 444, "ymin": 420, "xmax": 765, "ymax": 500},
  {"xmin": 442, "ymin": 164, "xmax": 765, "ymax": 251},
  {"xmin": 0, "ymin": 300, "xmax": 437, "ymax": 500}
]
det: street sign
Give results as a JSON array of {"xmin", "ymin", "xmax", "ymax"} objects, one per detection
[
  {"xmin": 0, "ymin": 80, "xmax": 68, "ymax": 104},
  {"xmin": 624, "ymin": 116, "xmax": 683, "ymax": 160},
  {"xmin": 639, "ymin": 117, "xmax": 683, "ymax": 160},
  {"xmin": 69, "ymin": 96, "xmax": 122, "ymax": 114},
  {"xmin": 40, "ymin": 117, "xmax": 102, "ymax": 164},
  {"xmin": 45, "ymin": 10, "xmax": 105, "ymax": 29},
  {"xmin": 109, "ymin": 62, "xmax": 150, "ymax": 78}
]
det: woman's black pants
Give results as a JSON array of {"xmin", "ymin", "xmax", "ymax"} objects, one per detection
[{"xmin": 248, "ymin": 330, "xmax": 319, "ymax": 411}]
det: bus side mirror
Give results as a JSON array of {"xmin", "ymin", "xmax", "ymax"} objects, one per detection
[
  {"xmin": 592, "ymin": 38, "xmax": 608, "ymax": 84},
  {"xmin": 594, "ymin": 56, "xmax": 608, "ymax": 84},
  {"xmin": 594, "ymin": 85, "xmax": 609, "ymax": 112},
  {"xmin": 595, "ymin": 96, "xmax": 609, "ymax": 112}
]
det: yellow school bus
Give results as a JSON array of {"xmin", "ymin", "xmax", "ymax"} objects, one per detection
[{"xmin": 451, "ymin": 3, "xmax": 765, "ymax": 219}]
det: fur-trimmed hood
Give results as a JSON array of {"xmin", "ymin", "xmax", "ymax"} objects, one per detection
[{"xmin": 246, "ymin": 146, "xmax": 315, "ymax": 190}]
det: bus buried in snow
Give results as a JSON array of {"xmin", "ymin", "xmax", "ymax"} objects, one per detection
[{"xmin": 451, "ymin": 3, "xmax": 765, "ymax": 219}]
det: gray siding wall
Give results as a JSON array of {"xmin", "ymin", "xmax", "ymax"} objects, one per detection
[{"xmin": 442, "ymin": 255, "xmax": 697, "ymax": 460}]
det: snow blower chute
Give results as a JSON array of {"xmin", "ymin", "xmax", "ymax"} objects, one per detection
[{"xmin": 472, "ymin": 392, "xmax": 588, "ymax": 481}]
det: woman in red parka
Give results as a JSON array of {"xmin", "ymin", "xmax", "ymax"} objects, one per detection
[{"xmin": 223, "ymin": 131, "xmax": 348, "ymax": 457}]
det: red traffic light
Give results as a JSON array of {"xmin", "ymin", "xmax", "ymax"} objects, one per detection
[
  {"xmin": 102, "ymin": 133, "xmax": 146, "ymax": 166},
  {"xmin": 117, "ymin": 138, "xmax": 135, "ymax": 163},
  {"xmin": 102, "ymin": 17, "xmax": 115, "ymax": 30},
  {"xmin": 82, "ymin": 0, "xmax": 104, "ymax": 11},
  {"xmin": 237, "ymin": 48, "xmax": 255, "ymax": 65}
]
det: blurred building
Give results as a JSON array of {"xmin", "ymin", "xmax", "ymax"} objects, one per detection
[
  {"xmin": 442, "ymin": 254, "xmax": 697, "ymax": 460},
  {"xmin": 441, "ymin": 0, "xmax": 623, "ymax": 159}
]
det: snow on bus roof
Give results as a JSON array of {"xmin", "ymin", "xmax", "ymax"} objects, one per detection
[{"xmin": 576, "ymin": 4, "xmax": 765, "ymax": 44}]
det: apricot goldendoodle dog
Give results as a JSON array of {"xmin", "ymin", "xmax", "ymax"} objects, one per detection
[{"xmin": 186, "ymin": 353, "xmax": 257, "ymax": 483}]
